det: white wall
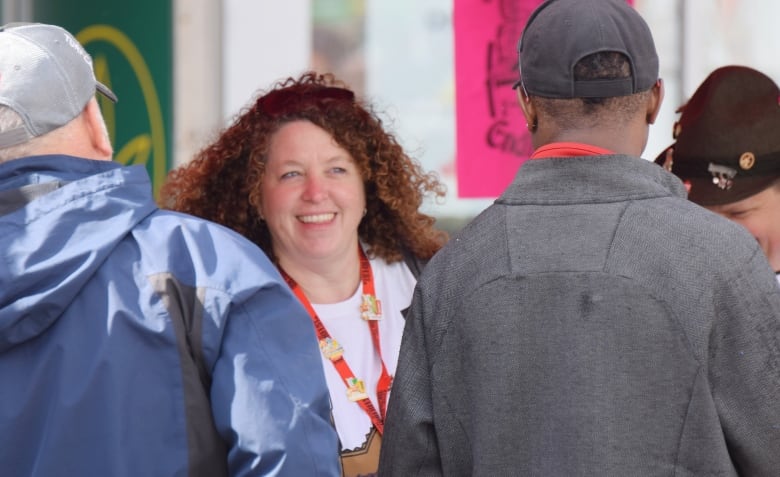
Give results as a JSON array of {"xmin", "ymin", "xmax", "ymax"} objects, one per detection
[
  {"xmin": 175, "ymin": 0, "xmax": 311, "ymax": 166},
  {"xmin": 173, "ymin": 0, "xmax": 222, "ymax": 166},
  {"xmin": 222, "ymin": 0, "xmax": 311, "ymax": 121}
]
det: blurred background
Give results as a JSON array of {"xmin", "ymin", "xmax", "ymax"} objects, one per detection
[{"xmin": 3, "ymin": 0, "xmax": 778, "ymax": 232}]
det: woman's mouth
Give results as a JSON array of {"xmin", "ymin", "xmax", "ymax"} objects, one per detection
[{"xmin": 298, "ymin": 213, "xmax": 336, "ymax": 224}]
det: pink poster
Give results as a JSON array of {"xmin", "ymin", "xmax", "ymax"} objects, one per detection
[{"xmin": 454, "ymin": 0, "xmax": 635, "ymax": 198}]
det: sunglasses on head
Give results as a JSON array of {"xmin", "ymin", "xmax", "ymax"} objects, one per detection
[{"xmin": 258, "ymin": 86, "xmax": 355, "ymax": 115}]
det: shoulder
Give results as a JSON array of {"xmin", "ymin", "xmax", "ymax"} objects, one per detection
[
  {"xmin": 132, "ymin": 209, "xmax": 282, "ymax": 292},
  {"xmin": 371, "ymin": 254, "xmax": 418, "ymax": 289},
  {"xmin": 612, "ymin": 196, "xmax": 773, "ymax": 306},
  {"xmin": 627, "ymin": 196, "xmax": 759, "ymax": 259},
  {"xmin": 400, "ymin": 249, "xmax": 428, "ymax": 279}
]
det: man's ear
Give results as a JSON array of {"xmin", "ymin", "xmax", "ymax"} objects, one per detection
[
  {"xmin": 646, "ymin": 78, "xmax": 664, "ymax": 125},
  {"xmin": 84, "ymin": 98, "xmax": 113, "ymax": 159},
  {"xmin": 516, "ymin": 88, "xmax": 538, "ymax": 132}
]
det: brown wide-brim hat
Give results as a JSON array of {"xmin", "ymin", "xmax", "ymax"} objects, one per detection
[{"xmin": 654, "ymin": 65, "xmax": 780, "ymax": 206}]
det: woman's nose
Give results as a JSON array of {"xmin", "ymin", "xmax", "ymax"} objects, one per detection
[{"xmin": 302, "ymin": 175, "xmax": 327, "ymax": 201}]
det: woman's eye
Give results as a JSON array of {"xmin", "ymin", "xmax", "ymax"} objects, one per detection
[
  {"xmin": 331, "ymin": 167, "xmax": 347, "ymax": 174},
  {"xmin": 280, "ymin": 171, "xmax": 301, "ymax": 179}
]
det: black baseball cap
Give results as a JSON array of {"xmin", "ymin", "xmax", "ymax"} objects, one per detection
[{"xmin": 516, "ymin": 0, "xmax": 659, "ymax": 99}]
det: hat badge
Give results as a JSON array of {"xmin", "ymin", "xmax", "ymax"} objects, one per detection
[
  {"xmin": 708, "ymin": 163, "xmax": 737, "ymax": 190},
  {"xmin": 739, "ymin": 152, "xmax": 755, "ymax": 170}
]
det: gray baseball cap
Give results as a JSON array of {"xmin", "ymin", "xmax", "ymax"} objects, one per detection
[
  {"xmin": 0, "ymin": 22, "xmax": 117, "ymax": 148},
  {"xmin": 516, "ymin": 0, "xmax": 659, "ymax": 99}
]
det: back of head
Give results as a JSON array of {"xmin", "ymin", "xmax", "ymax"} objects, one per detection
[
  {"xmin": 0, "ymin": 22, "xmax": 117, "ymax": 154},
  {"xmin": 656, "ymin": 66, "xmax": 780, "ymax": 206},
  {"xmin": 517, "ymin": 0, "xmax": 658, "ymax": 100}
]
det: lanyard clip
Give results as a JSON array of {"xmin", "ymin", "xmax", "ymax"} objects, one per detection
[{"xmin": 360, "ymin": 294, "xmax": 383, "ymax": 320}]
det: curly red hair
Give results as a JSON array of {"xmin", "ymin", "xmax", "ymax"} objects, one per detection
[{"xmin": 160, "ymin": 71, "xmax": 447, "ymax": 262}]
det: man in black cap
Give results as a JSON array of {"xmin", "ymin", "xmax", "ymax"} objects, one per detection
[
  {"xmin": 657, "ymin": 65, "xmax": 780, "ymax": 282},
  {"xmin": 379, "ymin": 1, "xmax": 780, "ymax": 475}
]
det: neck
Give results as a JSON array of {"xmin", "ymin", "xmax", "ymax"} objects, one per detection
[
  {"xmin": 534, "ymin": 116, "xmax": 649, "ymax": 157},
  {"xmin": 277, "ymin": 250, "xmax": 362, "ymax": 304}
]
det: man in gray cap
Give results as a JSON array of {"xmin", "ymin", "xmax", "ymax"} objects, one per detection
[
  {"xmin": 657, "ymin": 65, "xmax": 780, "ymax": 282},
  {"xmin": 379, "ymin": 1, "xmax": 780, "ymax": 475},
  {"xmin": 0, "ymin": 23, "xmax": 340, "ymax": 476}
]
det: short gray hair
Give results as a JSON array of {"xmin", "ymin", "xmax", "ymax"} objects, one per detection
[{"xmin": 0, "ymin": 104, "xmax": 57, "ymax": 163}]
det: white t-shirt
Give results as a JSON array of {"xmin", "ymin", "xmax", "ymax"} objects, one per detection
[{"xmin": 312, "ymin": 256, "xmax": 416, "ymax": 451}]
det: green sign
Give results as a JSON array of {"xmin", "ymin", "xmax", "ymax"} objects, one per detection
[{"xmin": 32, "ymin": 0, "xmax": 172, "ymax": 196}]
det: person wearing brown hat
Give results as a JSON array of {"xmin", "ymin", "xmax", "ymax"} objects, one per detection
[
  {"xmin": 379, "ymin": 1, "xmax": 780, "ymax": 475},
  {"xmin": 656, "ymin": 65, "xmax": 780, "ymax": 278}
]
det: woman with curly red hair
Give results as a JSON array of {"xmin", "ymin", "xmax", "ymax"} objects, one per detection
[{"xmin": 160, "ymin": 71, "xmax": 447, "ymax": 476}]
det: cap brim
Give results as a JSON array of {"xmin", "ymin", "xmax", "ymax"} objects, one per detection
[
  {"xmin": 96, "ymin": 81, "xmax": 117, "ymax": 103},
  {"xmin": 687, "ymin": 175, "xmax": 776, "ymax": 206},
  {"xmin": 655, "ymin": 143, "xmax": 779, "ymax": 206}
]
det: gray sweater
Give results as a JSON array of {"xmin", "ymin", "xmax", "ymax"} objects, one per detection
[{"xmin": 379, "ymin": 155, "xmax": 780, "ymax": 476}]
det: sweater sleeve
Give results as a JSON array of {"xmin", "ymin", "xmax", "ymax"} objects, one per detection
[{"xmin": 708, "ymin": 248, "xmax": 780, "ymax": 476}]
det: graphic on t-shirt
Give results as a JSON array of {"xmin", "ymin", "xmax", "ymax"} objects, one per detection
[{"xmin": 340, "ymin": 427, "xmax": 381, "ymax": 477}]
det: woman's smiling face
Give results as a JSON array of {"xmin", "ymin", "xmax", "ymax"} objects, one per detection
[{"xmin": 259, "ymin": 120, "xmax": 366, "ymax": 266}]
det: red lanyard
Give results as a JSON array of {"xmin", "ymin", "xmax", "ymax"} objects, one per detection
[{"xmin": 279, "ymin": 247, "xmax": 393, "ymax": 435}]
